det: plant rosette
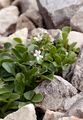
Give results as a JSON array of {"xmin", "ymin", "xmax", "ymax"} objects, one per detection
[{"xmin": 0, "ymin": 27, "xmax": 79, "ymax": 118}]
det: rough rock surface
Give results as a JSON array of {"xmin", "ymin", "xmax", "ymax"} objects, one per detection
[
  {"xmin": 58, "ymin": 116, "xmax": 83, "ymax": 120},
  {"xmin": 37, "ymin": 0, "xmax": 83, "ymax": 29},
  {"xmin": 0, "ymin": 6, "xmax": 19, "ymax": 36},
  {"xmin": 16, "ymin": 14, "xmax": 35, "ymax": 32},
  {"xmin": 24, "ymin": 7, "xmax": 43, "ymax": 27},
  {"xmin": 43, "ymin": 110, "xmax": 64, "ymax": 120},
  {"xmin": 71, "ymin": 7, "xmax": 83, "ymax": 33},
  {"xmin": 66, "ymin": 97, "xmax": 83, "ymax": 118},
  {"xmin": 68, "ymin": 31, "xmax": 83, "ymax": 48},
  {"xmin": 71, "ymin": 47, "xmax": 83, "ymax": 91},
  {"xmin": 35, "ymin": 75, "xmax": 77, "ymax": 111},
  {"xmin": 3, "ymin": 104, "xmax": 37, "ymax": 120},
  {"xmin": 0, "ymin": 28, "xmax": 28, "ymax": 45},
  {"xmin": 0, "ymin": 0, "xmax": 11, "ymax": 8},
  {"xmin": 12, "ymin": 0, "xmax": 38, "ymax": 13},
  {"xmin": 64, "ymin": 92, "xmax": 83, "ymax": 111}
]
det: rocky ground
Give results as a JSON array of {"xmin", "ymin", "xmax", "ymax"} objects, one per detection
[{"xmin": 0, "ymin": 0, "xmax": 83, "ymax": 120}]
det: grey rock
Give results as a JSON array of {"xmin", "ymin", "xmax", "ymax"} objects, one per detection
[
  {"xmin": 12, "ymin": 0, "xmax": 38, "ymax": 13},
  {"xmin": 58, "ymin": 116, "xmax": 83, "ymax": 120},
  {"xmin": 37, "ymin": 0, "xmax": 83, "ymax": 29},
  {"xmin": 47, "ymin": 29, "xmax": 61, "ymax": 41},
  {"xmin": 0, "ymin": 28, "xmax": 28, "ymax": 46},
  {"xmin": 68, "ymin": 31, "xmax": 83, "ymax": 48},
  {"xmin": 62, "ymin": 64, "xmax": 75, "ymax": 82},
  {"xmin": 0, "ymin": 6, "xmax": 19, "ymax": 36},
  {"xmin": 71, "ymin": 7, "xmax": 83, "ymax": 33},
  {"xmin": 43, "ymin": 110, "xmax": 64, "ymax": 120},
  {"xmin": 0, "ymin": 0, "xmax": 11, "ymax": 8},
  {"xmin": 35, "ymin": 75, "xmax": 77, "ymax": 111},
  {"xmin": 4, "ymin": 104, "xmax": 37, "ymax": 120},
  {"xmin": 64, "ymin": 92, "xmax": 83, "ymax": 111},
  {"xmin": 16, "ymin": 14, "xmax": 35, "ymax": 32},
  {"xmin": 24, "ymin": 7, "xmax": 43, "ymax": 27},
  {"xmin": 71, "ymin": 47, "xmax": 83, "ymax": 91},
  {"xmin": 66, "ymin": 97, "xmax": 83, "ymax": 118}
]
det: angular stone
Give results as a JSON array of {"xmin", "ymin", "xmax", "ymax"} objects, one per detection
[
  {"xmin": 0, "ymin": 0, "xmax": 11, "ymax": 8},
  {"xmin": 68, "ymin": 31, "xmax": 83, "ymax": 48},
  {"xmin": 16, "ymin": 14, "xmax": 35, "ymax": 32},
  {"xmin": 0, "ymin": 6, "xmax": 19, "ymax": 36},
  {"xmin": 71, "ymin": 47, "xmax": 83, "ymax": 91},
  {"xmin": 35, "ymin": 75, "xmax": 77, "ymax": 111},
  {"xmin": 66, "ymin": 97, "xmax": 83, "ymax": 118},
  {"xmin": 37, "ymin": 0, "xmax": 83, "ymax": 29},
  {"xmin": 47, "ymin": 29, "xmax": 61, "ymax": 40},
  {"xmin": 24, "ymin": 7, "xmax": 43, "ymax": 27},
  {"xmin": 4, "ymin": 104, "xmax": 37, "ymax": 120},
  {"xmin": 58, "ymin": 116, "xmax": 83, "ymax": 120},
  {"xmin": 71, "ymin": 7, "xmax": 83, "ymax": 33},
  {"xmin": 0, "ymin": 28, "xmax": 28, "ymax": 46},
  {"xmin": 43, "ymin": 110, "xmax": 64, "ymax": 120},
  {"xmin": 64, "ymin": 92, "xmax": 83, "ymax": 111},
  {"xmin": 12, "ymin": 0, "xmax": 38, "ymax": 13}
]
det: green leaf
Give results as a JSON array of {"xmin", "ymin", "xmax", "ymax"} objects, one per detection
[
  {"xmin": 4, "ymin": 42, "xmax": 12, "ymax": 49},
  {"xmin": 24, "ymin": 91, "xmax": 35, "ymax": 100},
  {"xmin": 62, "ymin": 26, "xmax": 71, "ymax": 34},
  {"xmin": 13, "ymin": 38, "xmax": 22, "ymax": 44},
  {"xmin": 32, "ymin": 93, "xmax": 43, "ymax": 103},
  {"xmin": 18, "ymin": 102, "xmax": 30, "ymax": 109},
  {"xmin": 15, "ymin": 73, "xmax": 25, "ymax": 95},
  {"xmin": 9, "ymin": 93, "xmax": 20, "ymax": 102},
  {"xmin": 12, "ymin": 48, "xmax": 22, "ymax": 59},
  {"xmin": 0, "ymin": 88, "xmax": 10, "ymax": 95},
  {"xmin": 2, "ymin": 62, "xmax": 15, "ymax": 75}
]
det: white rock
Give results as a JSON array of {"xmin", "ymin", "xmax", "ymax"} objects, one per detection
[
  {"xmin": 0, "ymin": 6, "xmax": 19, "ymax": 35},
  {"xmin": 68, "ymin": 31, "xmax": 83, "ymax": 48},
  {"xmin": 71, "ymin": 7, "xmax": 83, "ymax": 33},
  {"xmin": 0, "ymin": 0, "xmax": 11, "ymax": 8},
  {"xmin": 4, "ymin": 104, "xmax": 37, "ymax": 120},
  {"xmin": 43, "ymin": 110, "xmax": 64, "ymax": 120},
  {"xmin": 35, "ymin": 75, "xmax": 77, "ymax": 111},
  {"xmin": 9, "ymin": 28, "xmax": 28, "ymax": 45},
  {"xmin": 0, "ymin": 28, "xmax": 28, "ymax": 46}
]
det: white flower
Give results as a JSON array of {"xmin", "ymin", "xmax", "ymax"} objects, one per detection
[
  {"xmin": 34, "ymin": 34, "xmax": 43, "ymax": 42},
  {"xmin": 34, "ymin": 50, "xmax": 43, "ymax": 61}
]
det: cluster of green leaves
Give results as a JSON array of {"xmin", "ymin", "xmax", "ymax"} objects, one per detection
[{"xmin": 0, "ymin": 27, "xmax": 79, "ymax": 118}]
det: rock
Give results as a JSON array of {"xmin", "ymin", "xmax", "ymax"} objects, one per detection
[
  {"xmin": 37, "ymin": 0, "xmax": 83, "ymax": 29},
  {"xmin": 62, "ymin": 65, "xmax": 74, "ymax": 82},
  {"xmin": 66, "ymin": 97, "xmax": 83, "ymax": 118},
  {"xmin": 24, "ymin": 7, "xmax": 43, "ymax": 27},
  {"xmin": 16, "ymin": 14, "xmax": 35, "ymax": 32},
  {"xmin": 12, "ymin": 0, "xmax": 38, "ymax": 13},
  {"xmin": 0, "ymin": 6, "xmax": 19, "ymax": 36},
  {"xmin": 68, "ymin": 31, "xmax": 83, "ymax": 48},
  {"xmin": 71, "ymin": 47, "xmax": 83, "ymax": 91},
  {"xmin": 34, "ymin": 75, "xmax": 77, "ymax": 111},
  {"xmin": 30, "ymin": 28, "xmax": 60, "ymax": 43},
  {"xmin": 0, "ymin": 0, "xmax": 11, "ymax": 8},
  {"xmin": 0, "ymin": 28, "xmax": 28, "ymax": 45},
  {"xmin": 43, "ymin": 110, "xmax": 64, "ymax": 120},
  {"xmin": 47, "ymin": 29, "xmax": 61, "ymax": 41},
  {"xmin": 71, "ymin": 7, "xmax": 83, "ymax": 33},
  {"xmin": 58, "ymin": 116, "xmax": 83, "ymax": 120},
  {"xmin": 4, "ymin": 104, "xmax": 37, "ymax": 120},
  {"xmin": 64, "ymin": 92, "xmax": 83, "ymax": 111}
]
